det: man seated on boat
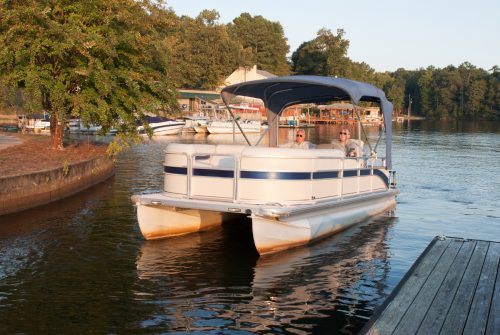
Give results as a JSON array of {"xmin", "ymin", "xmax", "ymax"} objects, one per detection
[
  {"xmin": 287, "ymin": 129, "xmax": 315, "ymax": 149},
  {"xmin": 331, "ymin": 128, "xmax": 361, "ymax": 156}
]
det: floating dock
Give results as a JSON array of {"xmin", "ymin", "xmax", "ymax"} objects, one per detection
[{"xmin": 362, "ymin": 236, "xmax": 500, "ymax": 334}]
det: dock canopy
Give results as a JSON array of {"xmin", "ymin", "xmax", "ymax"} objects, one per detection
[{"xmin": 221, "ymin": 75, "xmax": 394, "ymax": 169}]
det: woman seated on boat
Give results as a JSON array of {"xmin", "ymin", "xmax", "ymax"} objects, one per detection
[
  {"xmin": 331, "ymin": 128, "xmax": 361, "ymax": 156},
  {"xmin": 287, "ymin": 129, "xmax": 315, "ymax": 149}
]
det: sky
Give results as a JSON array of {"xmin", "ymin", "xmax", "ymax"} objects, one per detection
[{"xmin": 165, "ymin": 0, "xmax": 499, "ymax": 73}]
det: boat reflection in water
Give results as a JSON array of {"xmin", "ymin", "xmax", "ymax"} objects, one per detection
[{"xmin": 134, "ymin": 210, "xmax": 395, "ymax": 333}]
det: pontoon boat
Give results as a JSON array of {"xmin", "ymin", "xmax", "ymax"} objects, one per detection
[{"xmin": 132, "ymin": 76, "xmax": 398, "ymax": 255}]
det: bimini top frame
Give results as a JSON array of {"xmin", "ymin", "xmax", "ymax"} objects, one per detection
[{"xmin": 221, "ymin": 75, "xmax": 394, "ymax": 169}]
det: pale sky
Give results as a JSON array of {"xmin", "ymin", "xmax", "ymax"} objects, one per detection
[{"xmin": 165, "ymin": 0, "xmax": 499, "ymax": 73}]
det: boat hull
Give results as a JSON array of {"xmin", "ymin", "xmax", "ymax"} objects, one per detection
[
  {"xmin": 252, "ymin": 194, "xmax": 396, "ymax": 255},
  {"xmin": 151, "ymin": 124, "xmax": 184, "ymax": 135},
  {"xmin": 133, "ymin": 189, "xmax": 397, "ymax": 254},
  {"xmin": 194, "ymin": 125, "xmax": 208, "ymax": 133},
  {"xmin": 136, "ymin": 203, "xmax": 224, "ymax": 239},
  {"xmin": 137, "ymin": 118, "xmax": 185, "ymax": 136},
  {"xmin": 207, "ymin": 121, "xmax": 261, "ymax": 134}
]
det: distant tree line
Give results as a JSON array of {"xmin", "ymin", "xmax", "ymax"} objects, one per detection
[
  {"xmin": 291, "ymin": 30, "xmax": 499, "ymax": 121},
  {"xmin": 1, "ymin": 2, "xmax": 498, "ymax": 148}
]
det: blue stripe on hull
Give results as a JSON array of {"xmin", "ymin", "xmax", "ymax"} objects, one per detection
[
  {"xmin": 313, "ymin": 171, "xmax": 339, "ymax": 179},
  {"xmin": 343, "ymin": 170, "xmax": 358, "ymax": 177},
  {"xmin": 193, "ymin": 168, "xmax": 234, "ymax": 178},
  {"xmin": 164, "ymin": 166, "xmax": 187, "ymax": 175},
  {"xmin": 240, "ymin": 171, "xmax": 310, "ymax": 180},
  {"xmin": 373, "ymin": 169, "xmax": 389, "ymax": 186},
  {"xmin": 163, "ymin": 165, "xmax": 389, "ymax": 186}
]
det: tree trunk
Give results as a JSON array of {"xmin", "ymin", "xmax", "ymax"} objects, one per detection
[{"xmin": 51, "ymin": 112, "xmax": 65, "ymax": 150}]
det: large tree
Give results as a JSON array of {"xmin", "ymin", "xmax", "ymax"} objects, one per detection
[
  {"xmin": 228, "ymin": 13, "xmax": 290, "ymax": 76},
  {"xmin": 292, "ymin": 28, "xmax": 350, "ymax": 78},
  {"xmin": 171, "ymin": 10, "xmax": 249, "ymax": 89},
  {"xmin": 0, "ymin": 0, "xmax": 179, "ymax": 149}
]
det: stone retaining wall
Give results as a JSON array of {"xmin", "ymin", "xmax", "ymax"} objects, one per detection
[{"xmin": 0, "ymin": 156, "xmax": 115, "ymax": 216}]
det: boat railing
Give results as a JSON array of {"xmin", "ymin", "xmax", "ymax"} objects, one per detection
[{"xmin": 164, "ymin": 145, "xmax": 391, "ymax": 204}]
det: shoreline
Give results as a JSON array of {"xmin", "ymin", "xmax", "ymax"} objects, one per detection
[{"xmin": 0, "ymin": 133, "xmax": 115, "ymax": 216}]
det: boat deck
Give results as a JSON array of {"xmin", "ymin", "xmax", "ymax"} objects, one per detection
[
  {"xmin": 362, "ymin": 236, "xmax": 500, "ymax": 335},
  {"xmin": 132, "ymin": 189, "xmax": 398, "ymax": 219}
]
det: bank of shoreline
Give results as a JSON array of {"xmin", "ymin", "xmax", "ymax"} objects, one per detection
[{"xmin": 0, "ymin": 133, "xmax": 115, "ymax": 216}]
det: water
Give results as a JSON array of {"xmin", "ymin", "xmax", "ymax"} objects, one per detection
[{"xmin": 1, "ymin": 121, "xmax": 499, "ymax": 334}]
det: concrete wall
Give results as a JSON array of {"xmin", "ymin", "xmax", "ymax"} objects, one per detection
[{"xmin": 0, "ymin": 156, "xmax": 115, "ymax": 216}]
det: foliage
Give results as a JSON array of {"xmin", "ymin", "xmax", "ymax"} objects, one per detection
[
  {"xmin": 291, "ymin": 28, "xmax": 350, "ymax": 77},
  {"xmin": 0, "ymin": 0, "xmax": 180, "ymax": 149},
  {"xmin": 291, "ymin": 28, "xmax": 498, "ymax": 119},
  {"xmin": 228, "ymin": 13, "xmax": 290, "ymax": 76},
  {"xmin": 1, "ymin": 1, "xmax": 498, "ymax": 132},
  {"xmin": 170, "ymin": 10, "xmax": 248, "ymax": 90},
  {"xmin": 404, "ymin": 64, "xmax": 497, "ymax": 120}
]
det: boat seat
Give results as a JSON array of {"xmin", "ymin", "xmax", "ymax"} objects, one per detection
[
  {"xmin": 165, "ymin": 143, "xmax": 216, "ymax": 167},
  {"xmin": 242, "ymin": 146, "xmax": 345, "ymax": 158},
  {"xmin": 210, "ymin": 145, "xmax": 246, "ymax": 168},
  {"xmin": 314, "ymin": 148, "xmax": 346, "ymax": 157},
  {"xmin": 165, "ymin": 143, "xmax": 215, "ymax": 154}
]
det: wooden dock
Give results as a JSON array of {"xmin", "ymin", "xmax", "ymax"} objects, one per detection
[{"xmin": 361, "ymin": 236, "xmax": 500, "ymax": 335}]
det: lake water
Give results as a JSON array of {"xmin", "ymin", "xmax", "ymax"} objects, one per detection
[{"xmin": 0, "ymin": 120, "xmax": 499, "ymax": 334}]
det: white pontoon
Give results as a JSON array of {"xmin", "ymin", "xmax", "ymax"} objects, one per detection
[{"xmin": 132, "ymin": 76, "xmax": 398, "ymax": 255}]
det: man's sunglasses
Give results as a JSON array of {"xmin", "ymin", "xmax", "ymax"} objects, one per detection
[{"xmin": 296, "ymin": 134, "xmax": 303, "ymax": 137}]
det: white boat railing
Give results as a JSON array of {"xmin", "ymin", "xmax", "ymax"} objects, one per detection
[{"xmin": 165, "ymin": 149, "xmax": 393, "ymax": 205}]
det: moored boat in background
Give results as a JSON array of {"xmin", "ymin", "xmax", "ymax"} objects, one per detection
[
  {"xmin": 137, "ymin": 116, "xmax": 185, "ymax": 136},
  {"xmin": 206, "ymin": 120, "xmax": 261, "ymax": 134}
]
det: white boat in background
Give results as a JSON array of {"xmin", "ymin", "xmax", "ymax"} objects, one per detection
[
  {"xmin": 67, "ymin": 119, "xmax": 117, "ymax": 135},
  {"xmin": 132, "ymin": 76, "xmax": 398, "ymax": 255},
  {"xmin": 194, "ymin": 124, "xmax": 208, "ymax": 133},
  {"xmin": 67, "ymin": 119, "xmax": 81, "ymax": 133},
  {"xmin": 79, "ymin": 121, "xmax": 102, "ymax": 134},
  {"xmin": 183, "ymin": 117, "xmax": 208, "ymax": 133},
  {"xmin": 33, "ymin": 119, "xmax": 51, "ymax": 133},
  {"xmin": 24, "ymin": 113, "xmax": 50, "ymax": 133},
  {"xmin": 207, "ymin": 120, "xmax": 261, "ymax": 134},
  {"xmin": 137, "ymin": 116, "xmax": 185, "ymax": 136}
]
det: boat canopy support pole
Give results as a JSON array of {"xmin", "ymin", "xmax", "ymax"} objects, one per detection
[
  {"xmin": 226, "ymin": 105, "xmax": 252, "ymax": 146},
  {"xmin": 352, "ymin": 104, "xmax": 375, "ymax": 156}
]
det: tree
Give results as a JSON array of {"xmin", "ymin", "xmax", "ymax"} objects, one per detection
[
  {"xmin": 0, "ymin": 0, "xmax": 179, "ymax": 149},
  {"xmin": 385, "ymin": 73, "xmax": 405, "ymax": 114},
  {"xmin": 171, "ymin": 10, "xmax": 249, "ymax": 89},
  {"xmin": 431, "ymin": 67, "xmax": 461, "ymax": 118},
  {"xmin": 228, "ymin": 13, "xmax": 290, "ymax": 75},
  {"xmin": 345, "ymin": 61, "xmax": 376, "ymax": 83},
  {"xmin": 292, "ymin": 28, "xmax": 350, "ymax": 78},
  {"xmin": 485, "ymin": 66, "xmax": 500, "ymax": 120},
  {"xmin": 291, "ymin": 41, "xmax": 327, "ymax": 75},
  {"xmin": 416, "ymin": 68, "xmax": 434, "ymax": 117}
]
